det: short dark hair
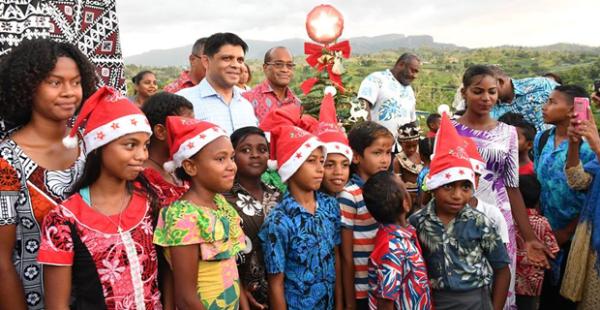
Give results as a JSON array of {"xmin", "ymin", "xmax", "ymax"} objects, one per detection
[
  {"xmin": 363, "ymin": 171, "xmax": 408, "ymax": 224},
  {"xmin": 519, "ymin": 174, "xmax": 540, "ymax": 209},
  {"xmin": 395, "ymin": 53, "xmax": 420, "ymax": 66},
  {"xmin": 426, "ymin": 113, "xmax": 441, "ymax": 126},
  {"xmin": 488, "ymin": 65, "xmax": 508, "ymax": 78},
  {"xmin": 203, "ymin": 32, "xmax": 248, "ymax": 58},
  {"xmin": 263, "ymin": 46, "xmax": 292, "ymax": 63},
  {"xmin": 0, "ymin": 38, "xmax": 98, "ymax": 130},
  {"xmin": 230, "ymin": 126, "xmax": 267, "ymax": 149},
  {"xmin": 462, "ymin": 65, "xmax": 497, "ymax": 89},
  {"xmin": 191, "ymin": 37, "xmax": 208, "ymax": 56},
  {"xmin": 348, "ymin": 121, "xmax": 393, "ymax": 157},
  {"xmin": 543, "ymin": 72, "xmax": 562, "ymax": 85},
  {"xmin": 553, "ymin": 84, "xmax": 589, "ymax": 105},
  {"xmin": 500, "ymin": 113, "xmax": 536, "ymax": 142},
  {"xmin": 141, "ymin": 92, "xmax": 193, "ymax": 129},
  {"xmin": 132, "ymin": 70, "xmax": 154, "ymax": 85}
]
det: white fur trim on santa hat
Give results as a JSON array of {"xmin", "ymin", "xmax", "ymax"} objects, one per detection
[
  {"xmin": 425, "ymin": 166, "xmax": 476, "ymax": 191},
  {"xmin": 324, "ymin": 142, "xmax": 353, "ymax": 161},
  {"xmin": 278, "ymin": 136, "xmax": 326, "ymax": 182},
  {"xmin": 324, "ymin": 86, "xmax": 337, "ymax": 96},
  {"xmin": 470, "ymin": 158, "xmax": 486, "ymax": 175},
  {"xmin": 83, "ymin": 114, "xmax": 152, "ymax": 155},
  {"xmin": 171, "ymin": 126, "xmax": 228, "ymax": 170},
  {"xmin": 62, "ymin": 135, "xmax": 79, "ymax": 149}
]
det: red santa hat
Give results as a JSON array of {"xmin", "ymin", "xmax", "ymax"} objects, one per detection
[
  {"xmin": 270, "ymin": 125, "xmax": 325, "ymax": 182},
  {"xmin": 63, "ymin": 86, "xmax": 152, "ymax": 155},
  {"xmin": 464, "ymin": 136, "xmax": 485, "ymax": 175},
  {"xmin": 163, "ymin": 116, "xmax": 228, "ymax": 173},
  {"xmin": 313, "ymin": 86, "xmax": 353, "ymax": 161},
  {"xmin": 426, "ymin": 113, "xmax": 476, "ymax": 190}
]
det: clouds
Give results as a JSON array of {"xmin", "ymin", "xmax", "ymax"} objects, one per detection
[{"xmin": 116, "ymin": 0, "xmax": 599, "ymax": 57}]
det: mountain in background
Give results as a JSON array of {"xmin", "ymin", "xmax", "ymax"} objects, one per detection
[
  {"xmin": 124, "ymin": 34, "xmax": 465, "ymax": 67},
  {"xmin": 124, "ymin": 33, "xmax": 600, "ymax": 67}
]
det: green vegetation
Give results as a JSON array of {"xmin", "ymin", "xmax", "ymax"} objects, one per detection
[{"xmin": 125, "ymin": 46, "xmax": 600, "ymax": 121}]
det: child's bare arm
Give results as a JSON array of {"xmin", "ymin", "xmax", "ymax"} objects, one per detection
[
  {"xmin": 341, "ymin": 228, "xmax": 356, "ymax": 309},
  {"xmin": 267, "ymin": 273, "xmax": 287, "ymax": 309},
  {"xmin": 170, "ymin": 245, "xmax": 206, "ymax": 310},
  {"xmin": 334, "ymin": 246, "xmax": 344, "ymax": 310},
  {"xmin": 491, "ymin": 266, "xmax": 510, "ymax": 310}
]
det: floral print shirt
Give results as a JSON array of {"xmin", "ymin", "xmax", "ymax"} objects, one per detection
[
  {"xmin": 223, "ymin": 181, "xmax": 280, "ymax": 305},
  {"xmin": 259, "ymin": 191, "xmax": 341, "ymax": 310},
  {"xmin": 409, "ymin": 200, "xmax": 510, "ymax": 291}
]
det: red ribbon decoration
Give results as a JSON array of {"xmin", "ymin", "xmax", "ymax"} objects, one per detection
[{"xmin": 301, "ymin": 40, "xmax": 351, "ymax": 95}]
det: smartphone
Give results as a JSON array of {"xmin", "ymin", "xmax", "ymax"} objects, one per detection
[
  {"xmin": 594, "ymin": 80, "xmax": 600, "ymax": 95},
  {"xmin": 574, "ymin": 97, "xmax": 590, "ymax": 122}
]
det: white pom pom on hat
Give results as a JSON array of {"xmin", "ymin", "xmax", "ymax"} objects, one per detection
[{"xmin": 62, "ymin": 135, "xmax": 79, "ymax": 149}]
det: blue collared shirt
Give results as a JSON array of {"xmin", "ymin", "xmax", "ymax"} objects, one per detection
[
  {"xmin": 176, "ymin": 79, "xmax": 258, "ymax": 134},
  {"xmin": 491, "ymin": 77, "xmax": 558, "ymax": 131},
  {"xmin": 409, "ymin": 201, "xmax": 510, "ymax": 291},
  {"xmin": 533, "ymin": 128, "xmax": 596, "ymax": 230},
  {"xmin": 259, "ymin": 191, "xmax": 341, "ymax": 310}
]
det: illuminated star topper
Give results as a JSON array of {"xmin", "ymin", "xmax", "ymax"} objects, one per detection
[{"xmin": 305, "ymin": 4, "xmax": 344, "ymax": 45}]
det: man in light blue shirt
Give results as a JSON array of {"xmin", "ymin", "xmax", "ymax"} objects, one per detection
[{"xmin": 177, "ymin": 32, "xmax": 258, "ymax": 134}]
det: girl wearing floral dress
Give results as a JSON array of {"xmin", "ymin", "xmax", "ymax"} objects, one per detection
[
  {"xmin": 223, "ymin": 126, "xmax": 280, "ymax": 309},
  {"xmin": 0, "ymin": 39, "xmax": 97, "ymax": 310},
  {"xmin": 38, "ymin": 87, "xmax": 162, "ymax": 309},
  {"xmin": 154, "ymin": 116, "xmax": 245, "ymax": 309},
  {"xmin": 453, "ymin": 65, "xmax": 553, "ymax": 309}
]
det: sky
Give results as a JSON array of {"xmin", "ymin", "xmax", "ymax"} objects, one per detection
[{"xmin": 117, "ymin": 0, "xmax": 599, "ymax": 57}]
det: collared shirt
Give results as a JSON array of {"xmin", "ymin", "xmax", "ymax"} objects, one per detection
[
  {"xmin": 533, "ymin": 128, "xmax": 595, "ymax": 230},
  {"xmin": 368, "ymin": 224, "xmax": 432, "ymax": 310},
  {"xmin": 357, "ymin": 69, "xmax": 417, "ymax": 139},
  {"xmin": 242, "ymin": 79, "xmax": 301, "ymax": 122},
  {"xmin": 337, "ymin": 173, "xmax": 377, "ymax": 299},
  {"xmin": 176, "ymin": 79, "xmax": 258, "ymax": 134},
  {"xmin": 491, "ymin": 77, "xmax": 559, "ymax": 131},
  {"xmin": 163, "ymin": 70, "xmax": 196, "ymax": 94},
  {"xmin": 515, "ymin": 209, "xmax": 560, "ymax": 296},
  {"xmin": 409, "ymin": 201, "xmax": 510, "ymax": 291},
  {"xmin": 259, "ymin": 191, "xmax": 341, "ymax": 310}
]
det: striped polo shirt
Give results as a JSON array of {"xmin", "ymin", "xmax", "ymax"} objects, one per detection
[{"xmin": 338, "ymin": 173, "xmax": 379, "ymax": 300}]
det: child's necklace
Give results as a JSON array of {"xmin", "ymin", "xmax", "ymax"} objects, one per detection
[{"xmin": 90, "ymin": 191, "xmax": 130, "ymax": 233}]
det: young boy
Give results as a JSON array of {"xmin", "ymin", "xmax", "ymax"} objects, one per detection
[
  {"xmin": 515, "ymin": 175, "xmax": 560, "ymax": 310},
  {"xmin": 259, "ymin": 125, "xmax": 341, "ymax": 310},
  {"xmin": 363, "ymin": 171, "xmax": 431, "ymax": 310},
  {"xmin": 338, "ymin": 121, "xmax": 395, "ymax": 309},
  {"xmin": 393, "ymin": 122, "xmax": 424, "ymax": 211},
  {"xmin": 426, "ymin": 113, "xmax": 441, "ymax": 138},
  {"xmin": 499, "ymin": 113, "xmax": 536, "ymax": 174},
  {"xmin": 534, "ymin": 85, "xmax": 596, "ymax": 309},
  {"xmin": 409, "ymin": 114, "xmax": 511, "ymax": 310}
]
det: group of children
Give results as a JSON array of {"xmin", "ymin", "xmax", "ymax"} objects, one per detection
[{"xmin": 0, "ymin": 38, "xmax": 594, "ymax": 310}]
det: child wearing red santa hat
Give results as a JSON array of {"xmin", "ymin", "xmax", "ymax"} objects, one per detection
[
  {"xmin": 258, "ymin": 124, "xmax": 342, "ymax": 310},
  {"xmin": 38, "ymin": 86, "xmax": 162, "ymax": 309},
  {"xmin": 409, "ymin": 113, "xmax": 511, "ymax": 310},
  {"xmin": 153, "ymin": 116, "xmax": 246, "ymax": 309}
]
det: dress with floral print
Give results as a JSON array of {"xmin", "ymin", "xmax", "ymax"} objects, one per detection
[
  {"xmin": 223, "ymin": 181, "xmax": 280, "ymax": 305},
  {"xmin": 154, "ymin": 194, "xmax": 246, "ymax": 309}
]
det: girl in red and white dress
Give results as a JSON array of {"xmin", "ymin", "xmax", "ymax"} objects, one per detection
[{"xmin": 37, "ymin": 87, "xmax": 162, "ymax": 310}]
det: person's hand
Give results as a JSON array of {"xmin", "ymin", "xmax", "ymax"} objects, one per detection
[
  {"xmin": 591, "ymin": 92, "xmax": 600, "ymax": 108},
  {"xmin": 524, "ymin": 239, "xmax": 554, "ymax": 269},
  {"xmin": 245, "ymin": 283, "xmax": 267, "ymax": 310},
  {"xmin": 572, "ymin": 106, "xmax": 600, "ymax": 153},
  {"xmin": 567, "ymin": 112, "xmax": 582, "ymax": 143}
]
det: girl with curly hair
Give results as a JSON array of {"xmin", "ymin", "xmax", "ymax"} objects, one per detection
[{"xmin": 0, "ymin": 38, "xmax": 97, "ymax": 309}]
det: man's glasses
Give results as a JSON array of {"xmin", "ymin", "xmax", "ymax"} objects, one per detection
[{"xmin": 265, "ymin": 62, "xmax": 296, "ymax": 69}]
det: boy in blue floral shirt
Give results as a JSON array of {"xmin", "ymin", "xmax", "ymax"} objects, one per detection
[
  {"xmin": 409, "ymin": 114, "xmax": 510, "ymax": 310},
  {"xmin": 259, "ymin": 125, "xmax": 342, "ymax": 310}
]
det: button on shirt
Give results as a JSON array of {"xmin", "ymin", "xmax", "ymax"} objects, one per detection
[
  {"xmin": 177, "ymin": 79, "xmax": 258, "ymax": 134},
  {"xmin": 357, "ymin": 69, "xmax": 417, "ymax": 139},
  {"xmin": 409, "ymin": 201, "xmax": 510, "ymax": 291},
  {"xmin": 491, "ymin": 77, "xmax": 559, "ymax": 132},
  {"xmin": 242, "ymin": 80, "xmax": 301, "ymax": 123}
]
